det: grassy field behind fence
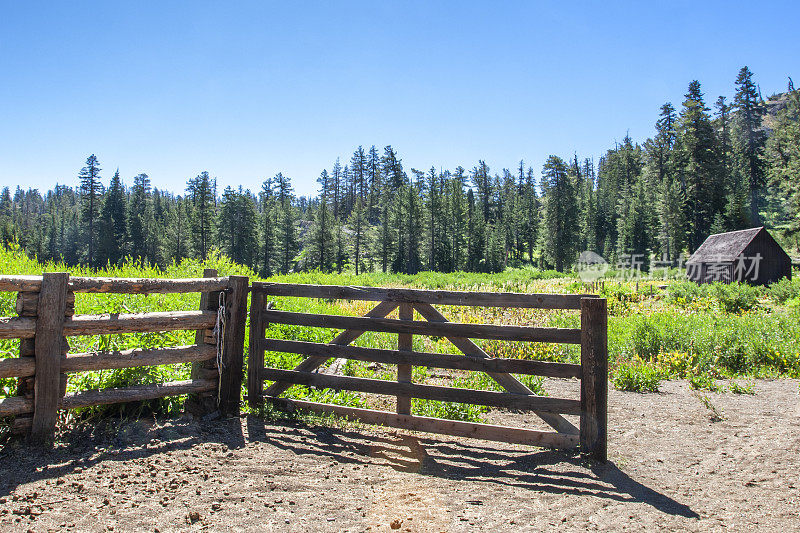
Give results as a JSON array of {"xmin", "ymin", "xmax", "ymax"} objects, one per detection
[{"xmin": 1, "ymin": 245, "xmax": 799, "ymax": 427}]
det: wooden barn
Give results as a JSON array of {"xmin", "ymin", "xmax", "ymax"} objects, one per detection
[{"xmin": 686, "ymin": 227, "xmax": 792, "ymax": 285}]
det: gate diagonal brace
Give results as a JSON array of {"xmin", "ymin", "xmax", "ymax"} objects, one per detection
[
  {"xmin": 412, "ymin": 302, "xmax": 579, "ymax": 436},
  {"xmin": 263, "ymin": 300, "xmax": 399, "ymax": 398}
]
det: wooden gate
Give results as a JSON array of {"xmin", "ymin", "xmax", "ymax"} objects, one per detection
[{"xmin": 247, "ymin": 283, "xmax": 608, "ymax": 461}]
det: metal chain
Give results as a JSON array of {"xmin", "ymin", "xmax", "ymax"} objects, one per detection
[{"xmin": 213, "ymin": 291, "xmax": 226, "ymax": 404}]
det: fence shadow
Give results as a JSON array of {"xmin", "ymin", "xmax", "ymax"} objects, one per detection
[
  {"xmin": 246, "ymin": 415, "xmax": 698, "ymax": 519},
  {"xmin": 0, "ymin": 414, "xmax": 244, "ymax": 497}
]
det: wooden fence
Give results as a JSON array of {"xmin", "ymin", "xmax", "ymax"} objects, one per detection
[
  {"xmin": 0, "ymin": 271, "xmax": 248, "ymax": 442},
  {"xmin": 247, "ymin": 283, "xmax": 608, "ymax": 461}
]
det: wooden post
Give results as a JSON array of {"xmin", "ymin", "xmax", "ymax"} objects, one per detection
[
  {"xmin": 13, "ymin": 293, "xmax": 37, "ymax": 436},
  {"xmin": 580, "ymin": 297, "xmax": 608, "ymax": 462},
  {"xmin": 247, "ymin": 290, "xmax": 266, "ymax": 409},
  {"xmin": 218, "ymin": 275, "xmax": 248, "ymax": 417},
  {"xmin": 186, "ymin": 268, "xmax": 220, "ymax": 416},
  {"xmin": 396, "ymin": 303, "xmax": 412, "ymax": 415},
  {"xmin": 30, "ymin": 272, "xmax": 69, "ymax": 443}
]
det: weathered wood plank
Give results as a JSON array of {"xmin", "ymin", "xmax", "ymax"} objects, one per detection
[
  {"xmin": 0, "ymin": 316, "xmax": 37, "ymax": 339},
  {"xmin": 262, "ymin": 310, "xmax": 582, "ymax": 344},
  {"xmin": 218, "ymin": 275, "xmax": 248, "ymax": 417},
  {"xmin": 0, "ymin": 276, "xmax": 43, "ymax": 293},
  {"xmin": 16, "ymin": 291, "xmax": 75, "ymax": 317},
  {"xmin": 0, "ymin": 396, "xmax": 34, "ymax": 417},
  {"xmin": 260, "ymin": 339, "xmax": 583, "ymax": 378},
  {"xmin": 0, "ymin": 357, "xmax": 35, "ymax": 378},
  {"xmin": 62, "ymin": 310, "xmax": 217, "ymax": 336},
  {"xmin": 248, "ymin": 290, "xmax": 267, "ymax": 409},
  {"xmin": 397, "ymin": 303, "xmax": 413, "ymax": 415},
  {"xmin": 0, "ymin": 275, "xmax": 230, "ymax": 294},
  {"xmin": 580, "ymin": 297, "xmax": 608, "ymax": 462},
  {"xmin": 273, "ymin": 399, "xmax": 579, "ymax": 449},
  {"xmin": 69, "ymin": 276, "xmax": 229, "ymax": 294},
  {"xmin": 61, "ymin": 345, "xmax": 216, "ymax": 373},
  {"xmin": 251, "ymin": 282, "xmax": 589, "ymax": 309},
  {"xmin": 31, "ymin": 272, "xmax": 69, "ymax": 443},
  {"xmin": 261, "ymin": 368, "xmax": 581, "ymax": 414},
  {"xmin": 413, "ymin": 303, "xmax": 580, "ymax": 435},
  {"xmin": 263, "ymin": 301, "xmax": 399, "ymax": 398},
  {"xmin": 60, "ymin": 379, "xmax": 217, "ymax": 410}
]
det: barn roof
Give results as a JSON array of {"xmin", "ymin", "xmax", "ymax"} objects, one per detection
[{"xmin": 686, "ymin": 227, "xmax": 765, "ymax": 264}]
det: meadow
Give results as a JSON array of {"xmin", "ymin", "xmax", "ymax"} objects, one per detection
[{"xmin": 1, "ymin": 245, "xmax": 799, "ymax": 427}]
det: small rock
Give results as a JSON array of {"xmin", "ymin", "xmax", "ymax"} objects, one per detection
[
  {"xmin": 390, "ymin": 519, "xmax": 402, "ymax": 529},
  {"xmin": 187, "ymin": 511, "xmax": 201, "ymax": 523}
]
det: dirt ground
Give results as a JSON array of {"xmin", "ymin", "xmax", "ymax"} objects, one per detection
[{"xmin": 1, "ymin": 379, "xmax": 798, "ymax": 532}]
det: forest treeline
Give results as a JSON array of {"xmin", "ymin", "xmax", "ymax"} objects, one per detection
[{"xmin": 1, "ymin": 67, "xmax": 798, "ymax": 275}]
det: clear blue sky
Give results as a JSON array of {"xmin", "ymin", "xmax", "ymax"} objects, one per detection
[{"xmin": 1, "ymin": 1, "xmax": 798, "ymax": 197}]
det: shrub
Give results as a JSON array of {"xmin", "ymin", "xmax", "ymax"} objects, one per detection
[
  {"xmin": 689, "ymin": 373, "xmax": 721, "ymax": 392},
  {"xmin": 711, "ymin": 282, "xmax": 761, "ymax": 314},
  {"xmin": 666, "ymin": 282, "xmax": 709, "ymax": 305},
  {"xmin": 728, "ymin": 380, "xmax": 755, "ymax": 395},
  {"xmin": 612, "ymin": 359, "xmax": 664, "ymax": 392},
  {"xmin": 767, "ymin": 277, "xmax": 800, "ymax": 304},
  {"xmin": 656, "ymin": 351, "xmax": 700, "ymax": 378}
]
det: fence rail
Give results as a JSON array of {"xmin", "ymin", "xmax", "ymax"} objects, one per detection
[
  {"xmin": 0, "ymin": 271, "xmax": 248, "ymax": 442},
  {"xmin": 248, "ymin": 282, "xmax": 608, "ymax": 461}
]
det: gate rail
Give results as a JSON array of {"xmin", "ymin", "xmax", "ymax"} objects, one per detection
[{"xmin": 248, "ymin": 282, "xmax": 608, "ymax": 461}]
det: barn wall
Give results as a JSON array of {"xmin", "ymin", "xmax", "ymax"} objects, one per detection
[
  {"xmin": 740, "ymin": 232, "xmax": 791, "ymax": 285},
  {"xmin": 688, "ymin": 262, "xmax": 733, "ymax": 284}
]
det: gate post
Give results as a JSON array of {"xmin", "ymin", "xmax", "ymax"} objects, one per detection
[
  {"xmin": 186, "ymin": 268, "xmax": 220, "ymax": 416},
  {"xmin": 247, "ymin": 290, "xmax": 266, "ymax": 409},
  {"xmin": 31, "ymin": 272, "xmax": 70, "ymax": 443},
  {"xmin": 219, "ymin": 275, "xmax": 248, "ymax": 417},
  {"xmin": 580, "ymin": 297, "xmax": 608, "ymax": 462},
  {"xmin": 396, "ymin": 303, "xmax": 413, "ymax": 415}
]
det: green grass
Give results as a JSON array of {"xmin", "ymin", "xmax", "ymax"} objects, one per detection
[
  {"xmin": 1, "ymin": 245, "xmax": 798, "ymax": 427},
  {"xmin": 611, "ymin": 359, "xmax": 665, "ymax": 392}
]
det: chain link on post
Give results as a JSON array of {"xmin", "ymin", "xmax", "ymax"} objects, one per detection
[{"xmin": 213, "ymin": 291, "xmax": 227, "ymax": 405}]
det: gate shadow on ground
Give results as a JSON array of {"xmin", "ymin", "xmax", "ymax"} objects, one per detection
[
  {"xmin": 0, "ymin": 415, "xmax": 244, "ymax": 497},
  {"xmin": 246, "ymin": 415, "xmax": 698, "ymax": 519}
]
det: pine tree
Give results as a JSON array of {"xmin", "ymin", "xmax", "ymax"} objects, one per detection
[
  {"xmin": 78, "ymin": 154, "xmax": 103, "ymax": 266},
  {"xmin": 466, "ymin": 189, "xmax": 485, "ymax": 272},
  {"xmin": 217, "ymin": 186, "xmax": 258, "ymax": 268},
  {"xmin": 186, "ymin": 171, "xmax": 215, "ymax": 260},
  {"xmin": 331, "ymin": 158, "xmax": 342, "ymax": 221},
  {"xmin": 350, "ymin": 146, "xmax": 367, "ymax": 205},
  {"xmin": 764, "ymin": 86, "xmax": 800, "ymax": 244},
  {"xmin": 259, "ymin": 176, "xmax": 276, "ymax": 277},
  {"xmin": 128, "ymin": 173, "xmax": 155, "ymax": 262},
  {"xmin": 673, "ymin": 80, "xmax": 719, "ymax": 250},
  {"xmin": 538, "ymin": 155, "xmax": 579, "ymax": 271},
  {"xmin": 167, "ymin": 197, "xmax": 190, "ymax": 261},
  {"xmin": 616, "ymin": 178, "xmax": 654, "ymax": 270},
  {"xmin": 0, "ymin": 187, "xmax": 14, "ymax": 249},
  {"xmin": 448, "ymin": 166, "xmax": 467, "ymax": 270},
  {"xmin": 366, "ymin": 145, "xmax": 381, "ymax": 222},
  {"xmin": 347, "ymin": 197, "xmax": 369, "ymax": 275},
  {"xmin": 274, "ymin": 173, "xmax": 298, "ymax": 274},
  {"xmin": 98, "ymin": 169, "xmax": 127, "ymax": 265},
  {"xmin": 732, "ymin": 66, "xmax": 767, "ymax": 224},
  {"xmin": 308, "ymin": 169, "xmax": 335, "ymax": 271}
]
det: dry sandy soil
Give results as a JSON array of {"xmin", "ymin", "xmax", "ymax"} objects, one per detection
[{"xmin": 0, "ymin": 379, "xmax": 798, "ymax": 532}]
